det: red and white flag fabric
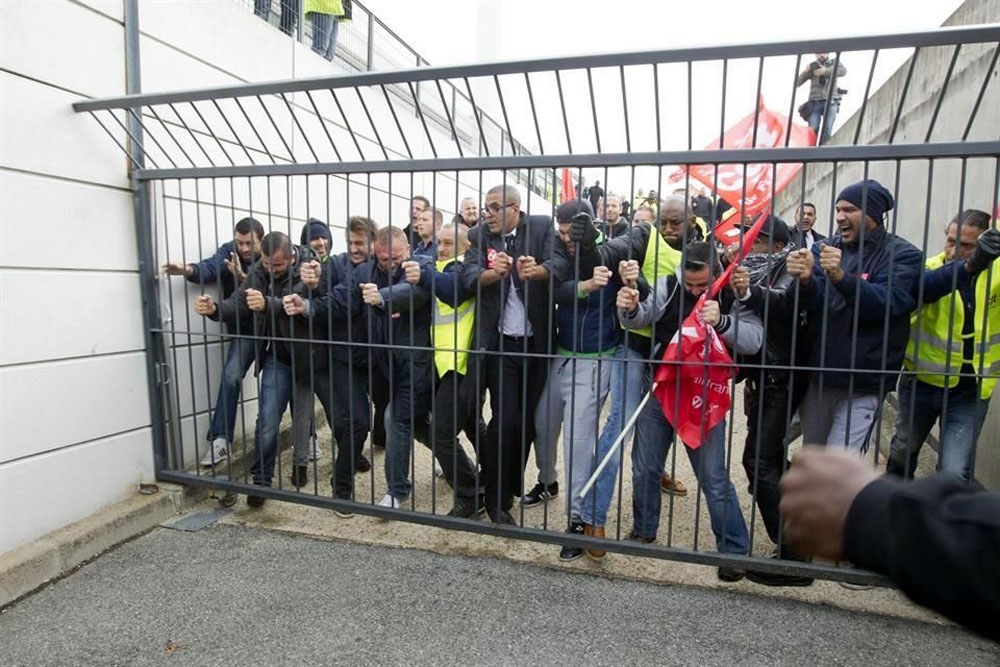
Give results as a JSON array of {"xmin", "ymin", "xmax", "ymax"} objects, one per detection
[
  {"xmin": 651, "ymin": 209, "xmax": 769, "ymax": 448},
  {"xmin": 669, "ymin": 97, "xmax": 813, "ymax": 245}
]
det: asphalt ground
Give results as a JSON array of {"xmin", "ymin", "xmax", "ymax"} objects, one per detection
[{"xmin": 1, "ymin": 523, "xmax": 996, "ymax": 667}]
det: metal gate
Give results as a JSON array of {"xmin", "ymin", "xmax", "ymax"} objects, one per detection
[{"xmin": 74, "ymin": 21, "xmax": 1000, "ymax": 586}]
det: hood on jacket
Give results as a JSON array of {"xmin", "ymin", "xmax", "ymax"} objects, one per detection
[{"xmin": 301, "ymin": 218, "xmax": 334, "ymax": 258}]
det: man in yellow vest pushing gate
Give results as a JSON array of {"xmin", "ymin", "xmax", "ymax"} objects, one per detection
[
  {"xmin": 887, "ymin": 210, "xmax": 1000, "ymax": 482},
  {"xmin": 405, "ymin": 221, "xmax": 486, "ymax": 518}
]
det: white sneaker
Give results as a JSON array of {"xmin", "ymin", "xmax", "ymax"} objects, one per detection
[
  {"xmin": 376, "ymin": 494, "xmax": 402, "ymax": 509},
  {"xmin": 434, "ymin": 460, "xmax": 445, "ymax": 478},
  {"xmin": 200, "ymin": 438, "xmax": 229, "ymax": 467}
]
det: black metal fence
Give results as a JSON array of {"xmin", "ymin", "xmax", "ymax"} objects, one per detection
[{"xmin": 75, "ymin": 23, "xmax": 1000, "ymax": 586}]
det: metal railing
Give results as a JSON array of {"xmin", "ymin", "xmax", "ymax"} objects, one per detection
[
  {"xmin": 76, "ymin": 22, "xmax": 1000, "ymax": 587},
  {"xmin": 248, "ymin": 0, "xmax": 556, "ymax": 199}
]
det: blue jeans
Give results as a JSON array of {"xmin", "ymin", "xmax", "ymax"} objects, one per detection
[
  {"xmin": 887, "ymin": 375, "xmax": 990, "ymax": 482},
  {"xmin": 632, "ymin": 381, "xmax": 749, "ymax": 554},
  {"xmin": 582, "ymin": 345, "xmax": 645, "ymax": 527},
  {"xmin": 207, "ymin": 336, "xmax": 256, "ymax": 443},
  {"xmin": 249, "ymin": 353, "xmax": 294, "ymax": 487},
  {"xmin": 309, "ymin": 12, "xmax": 339, "ymax": 61},
  {"xmin": 384, "ymin": 405, "xmax": 414, "ymax": 501},
  {"xmin": 808, "ymin": 100, "xmax": 839, "ymax": 143}
]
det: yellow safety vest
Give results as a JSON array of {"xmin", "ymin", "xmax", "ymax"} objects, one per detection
[
  {"xmin": 630, "ymin": 224, "xmax": 682, "ymax": 339},
  {"xmin": 432, "ymin": 256, "xmax": 476, "ymax": 377},
  {"xmin": 904, "ymin": 252, "xmax": 1000, "ymax": 399}
]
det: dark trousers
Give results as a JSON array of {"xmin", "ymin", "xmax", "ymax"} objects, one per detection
[
  {"xmin": 414, "ymin": 370, "xmax": 484, "ymax": 500},
  {"xmin": 370, "ymin": 364, "xmax": 390, "ymax": 448},
  {"xmin": 481, "ymin": 336, "xmax": 547, "ymax": 513},
  {"xmin": 330, "ymin": 360, "xmax": 371, "ymax": 499},
  {"xmin": 742, "ymin": 373, "xmax": 808, "ymax": 552}
]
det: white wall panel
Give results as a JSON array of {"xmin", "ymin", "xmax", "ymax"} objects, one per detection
[
  {"xmin": 0, "ymin": 269, "xmax": 144, "ymax": 366},
  {"xmin": 0, "ymin": 428, "xmax": 154, "ymax": 554},
  {"xmin": 0, "ymin": 0, "xmax": 125, "ymax": 98},
  {"xmin": 0, "ymin": 172, "xmax": 136, "ymax": 271},
  {"xmin": 0, "ymin": 353, "xmax": 151, "ymax": 463},
  {"xmin": 0, "ymin": 73, "xmax": 128, "ymax": 189}
]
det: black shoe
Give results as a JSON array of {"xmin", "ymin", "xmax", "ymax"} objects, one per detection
[
  {"xmin": 746, "ymin": 569, "xmax": 814, "ymax": 587},
  {"xmin": 521, "ymin": 482, "xmax": 558, "ymax": 508},
  {"xmin": 717, "ymin": 566, "xmax": 745, "ymax": 583},
  {"xmin": 246, "ymin": 494, "xmax": 266, "ymax": 508},
  {"xmin": 448, "ymin": 497, "xmax": 486, "ymax": 519},
  {"xmin": 559, "ymin": 522, "xmax": 586, "ymax": 561},
  {"xmin": 626, "ymin": 529, "xmax": 655, "ymax": 544},
  {"xmin": 290, "ymin": 465, "xmax": 309, "ymax": 488},
  {"xmin": 355, "ymin": 454, "xmax": 371, "ymax": 474},
  {"xmin": 489, "ymin": 508, "xmax": 516, "ymax": 525}
]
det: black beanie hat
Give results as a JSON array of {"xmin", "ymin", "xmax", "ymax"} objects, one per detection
[
  {"xmin": 300, "ymin": 218, "xmax": 333, "ymax": 247},
  {"xmin": 835, "ymin": 179, "xmax": 895, "ymax": 224}
]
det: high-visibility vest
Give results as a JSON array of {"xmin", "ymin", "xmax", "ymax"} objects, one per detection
[
  {"xmin": 630, "ymin": 224, "xmax": 682, "ymax": 339},
  {"xmin": 904, "ymin": 252, "xmax": 1000, "ymax": 399},
  {"xmin": 304, "ymin": 0, "xmax": 346, "ymax": 17},
  {"xmin": 432, "ymin": 256, "xmax": 476, "ymax": 377}
]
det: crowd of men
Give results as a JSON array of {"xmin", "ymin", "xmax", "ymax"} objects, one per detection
[{"xmin": 164, "ymin": 178, "xmax": 1000, "ymax": 587}]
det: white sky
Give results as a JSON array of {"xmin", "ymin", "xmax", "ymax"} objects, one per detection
[{"xmin": 360, "ymin": 0, "xmax": 970, "ymax": 198}]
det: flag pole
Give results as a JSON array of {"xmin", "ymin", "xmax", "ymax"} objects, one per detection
[{"xmin": 578, "ymin": 383, "xmax": 657, "ymax": 499}]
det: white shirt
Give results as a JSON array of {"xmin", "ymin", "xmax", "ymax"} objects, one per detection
[{"xmin": 499, "ymin": 228, "xmax": 534, "ymax": 338}]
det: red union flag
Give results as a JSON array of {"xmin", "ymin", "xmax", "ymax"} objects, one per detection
[
  {"xmin": 652, "ymin": 209, "xmax": 769, "ymax": 448},
  {"xmin": 559, "ymin": 168, "xmax": 576, "ymax": 203},
  {"xmin": 670, "ymin": 97, "xmax": 814, "ymax": 243}
]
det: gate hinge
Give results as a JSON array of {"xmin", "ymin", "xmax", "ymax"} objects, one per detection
[{"xmin": 154, "ymin": 362, "xmax": 172, "ymax": 387}]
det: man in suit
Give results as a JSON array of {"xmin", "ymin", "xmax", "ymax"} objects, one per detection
[
  {"xmin": 788, "ymin": 202, "xmax": 825, "ymax": 251},
  {"xmin": 462, "ymin": 184, "xmax": 571, "ymax": 524}
]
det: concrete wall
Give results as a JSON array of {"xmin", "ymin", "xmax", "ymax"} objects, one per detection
[
  {"xmin": 0, "ymin": 0, "xmax": 543, "ymax": 556},
  {"xmin": 774, "ymin": 0, "xmax": 1000, "ymax": 486}
]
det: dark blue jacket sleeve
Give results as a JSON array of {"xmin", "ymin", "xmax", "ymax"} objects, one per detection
[
  {"xmin": 187, "ymin": 241, "xmax": 230, "ymax": 285},
  {"xmin": 844, "ymin": 474, "xmax": 1000, "ymax": 642},
  {"xmin": 421, "ymin": 262, "xmax": 472, "ymax": 306},
  {"xmin": 918, "ymin": 259, "xmax": 974, "ymax": 305}
]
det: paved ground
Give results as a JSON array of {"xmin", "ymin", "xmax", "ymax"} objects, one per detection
[{"xmin": 1, "ymin": 524, "xmax": 995, "ymax": 667}]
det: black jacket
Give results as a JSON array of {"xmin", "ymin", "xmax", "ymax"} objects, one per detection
[
  {"xmin": 311, "ymin": 252, "xmax": 368, "ymax": 367},
  {"xmin": 187, "ymin": 240, "xmax": 255, "ymax": 334},
  {"xmin": 788, "ymin": 225, "xmax": 826, "ymax": 251},
  {"xmin": 462, "ymin": 214, "xmax": 570, "ymax": 354},
  {"xmin": 356, "ymin": 256, "xmax": 434, "ymax": 421},
  {"xmin": 211, "ymin": 245, "xmax": 318, "ymax": 375},
  {"xmin": 802, "ymin": 225, "xmax": 923, "ymax": 394},
  {"xmin": 844, "ymin": 474, "xmax": 1000, "ymax": 642},
  {"xmin": 737, "ymin": 256, "xmax": 808, "ymax": 384}
]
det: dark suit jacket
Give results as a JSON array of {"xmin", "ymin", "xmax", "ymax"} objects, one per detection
[
  {"xmin": 462, "ymin": 213, "xmax": 570, "ymax": 354},
  {"xmin": 788, "ymin": 224, "xmax": 826, "ymax": 250}
]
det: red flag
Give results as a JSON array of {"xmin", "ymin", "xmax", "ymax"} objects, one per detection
[
  {"xmin": 670, "ymin": 97, "xmax": 813, "ymax": 245},
  {"xmin": 651, "ymin": 210, "xmax": 769, "ymax": 448},
  {"xmin": 559, "ymin": 168, "xmax": 576, "ymax": 204}
]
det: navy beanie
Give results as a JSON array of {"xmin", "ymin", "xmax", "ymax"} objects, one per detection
[
  {"xmin": 835, "ymin": 179, "xmax": 895, "ymax": 224},
  {"xmin": 555, "ymin": 199, "xmax": 594, "ymax": 223},
  {"xmin": 301, "ymin": 218, "xmax": 333, "ymax": 247}
]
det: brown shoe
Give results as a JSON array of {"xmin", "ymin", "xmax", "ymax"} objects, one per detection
[
  {"xmin": 661, "ymin": 473, "xmax": 688, "ymax": 496},
  {"xmin": 583, "ymin": 524, "xmax": 607, "ymax": 560}
]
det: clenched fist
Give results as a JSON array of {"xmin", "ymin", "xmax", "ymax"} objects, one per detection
[
  {"xmin": 299, "ymin": 260, "xmax": 321, "ymax": 290},
  {"xmin": 493, "ymin": 251, "xmax": 513, "ymax": 278},
  {"xmin": 701, "ymin": 299, "xmax": 721, "ymax": 327},
  {"xmin": 617, "ymin": 286, "xmax": 640, "ymax": 312},
  {"xmin": 246, "ymin": 288, "xmax": 266, "ymax": 312},
  {"xmin": 194, "ymin": 294, "xmax": 216, "ymax": 316},
  {"xmin": 819, "ymin": 243, "xmax": 844, "ymax": 283},
  {"xmin": 401, "ymin": 260, "xmax": 421, "ymax": 285},
  {"xmin": 283, "ymin": 293, "xmax": 308, "ymax": 316},
  {"xmin": 360, "ymin": 283, "xmax": 383, "ymax": 307},
  {"xmin": 730, "ymin": 265, "xmax": 750, "ymax": 298},
  {"xmin": 618, "ymin": 259, "xmax": 639, "ymax": 287},
  {"xmin": 517, "ymin": 255, "xmax": 544, "ymax": 281},
  {"xmin": 786, "ymin": 248, "xmax": 814, "ymax": 284}
]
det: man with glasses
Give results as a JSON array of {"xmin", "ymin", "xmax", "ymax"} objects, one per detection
[{"xmin": 462, "ymin": 185, "xmax": 570, "ymax": 524}]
